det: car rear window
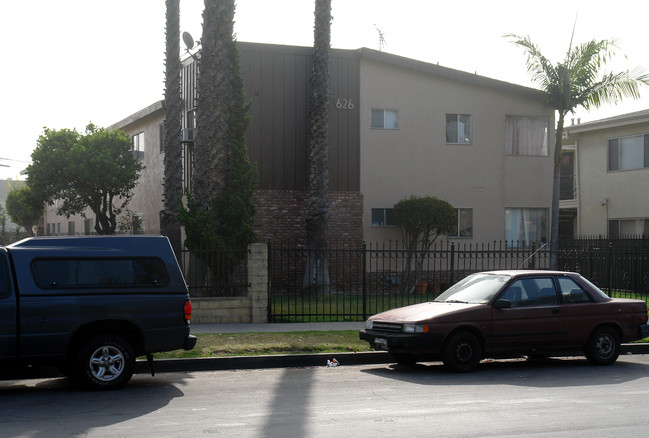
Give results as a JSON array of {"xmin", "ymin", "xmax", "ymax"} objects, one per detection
[{"xmin": 31, "ymin": 258, "xmax": 168, "ymax": 289}]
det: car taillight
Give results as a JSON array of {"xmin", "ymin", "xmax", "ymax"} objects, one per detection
[{"xmin": 184, "ymin": 300, "xmax": 192, "ymax": 321}]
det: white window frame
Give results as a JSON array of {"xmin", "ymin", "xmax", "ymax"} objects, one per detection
[
  {"xmin": 608, "ymin": 134, "xmax": 649, "ymax": 171},
  {"xmin": 448, "ymin": 208, "xmax": 473, "ymax": 238},
  {"xmin": 132, "ymin": 132, "xmax": 145, "ymax": 160},
  {"xmin": 371, "ymin": 109, "xmax": 398, "ymax": 130},
  {"xmin": 446, "ymin": 114, "xmax": 472, "ymax": 144}
]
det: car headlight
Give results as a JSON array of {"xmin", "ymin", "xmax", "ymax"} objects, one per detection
[
  {"xmin": 365, "ymin": 320, "xmax": 373, "ymax": 330},
  {"xmin": 402, "ymin": 323, "xmax": 429, "ymax": 333}
]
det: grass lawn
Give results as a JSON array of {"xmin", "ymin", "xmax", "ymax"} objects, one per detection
[{"xmin": 153, "ymin": 330, "xmax": 371, "ymax": 359}]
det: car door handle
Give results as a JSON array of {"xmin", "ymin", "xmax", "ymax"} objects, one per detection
[{"xmin": 551, "ymin": 308, "xmax": 561, "ymax": 314}]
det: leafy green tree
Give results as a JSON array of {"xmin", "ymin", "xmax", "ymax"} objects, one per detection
[
  {"xmin": 28, "ymin": 124, "xmax": 144, "ymax": 235},
  {"xmin": 161, "ymin": 0, "xmax": 183, "ymax": 257},
  {"xmin": 394, "ymin": 195, "xmax": 456, "ymax": 293},
  {"xmin": 304, "ymin": 0, "xmax": 332, "ymax": 290},
  {"xmin": 507, "ymin": 33, "xmax": 649, "ymax": 267},
  {"xmin": 5, "ymin": 185, "xmax": 42, "ymax": 236}
]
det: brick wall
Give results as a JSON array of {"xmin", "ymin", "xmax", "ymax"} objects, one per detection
[{"xmin": 253, "ymin": 190, "xmax": 363, "ymax": 243}]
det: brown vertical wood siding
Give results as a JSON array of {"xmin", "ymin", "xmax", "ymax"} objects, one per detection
[{"xmin": 180, "ymin": 42, "xmax": 360, "ymax": 192}]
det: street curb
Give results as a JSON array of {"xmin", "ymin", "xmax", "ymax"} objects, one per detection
[
  {"xmin": 135, "ymin": 351, "xmax": 392, "ymax": 374},
  {"xmin": 135, "ymin": 343, "xmax": 649, "ymax": 374}
]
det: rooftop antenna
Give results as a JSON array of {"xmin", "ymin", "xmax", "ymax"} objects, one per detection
[{"xmin": 374, "ymin": 24, "xmax": 387, "ymax": 52}]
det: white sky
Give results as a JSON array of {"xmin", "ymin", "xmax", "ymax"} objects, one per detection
[{"xmin": 1, "ymin": 0, "xmax": 648, "ymax": 180}]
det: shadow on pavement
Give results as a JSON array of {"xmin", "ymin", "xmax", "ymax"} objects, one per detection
[{"xmin": 361, "ymin": 354, "xmax": 649, "ymax": 388}]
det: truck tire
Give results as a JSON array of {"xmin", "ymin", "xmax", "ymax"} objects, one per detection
[{"xmin": 75, "ymin": 334, "xmax": 135, "ymax": 390}]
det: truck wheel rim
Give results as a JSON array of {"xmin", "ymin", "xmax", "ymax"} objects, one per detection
[{"xmin": 89, "ymin": 346, "xmax": 125, "ymax": 381}]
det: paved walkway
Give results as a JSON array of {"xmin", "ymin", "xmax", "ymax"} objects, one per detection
[{"xmin": 191, "ymin": 321, "xmax": 364, "ymax": 334}]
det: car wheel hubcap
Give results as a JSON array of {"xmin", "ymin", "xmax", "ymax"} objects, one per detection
[
  {"xmin": 89, "ymin": 346, "xmax": 124, "ymax": 381},
  {"xmin": 596, "ymin": 335, "xmax": 614, "ymax": 359},
  {"xmin": 455, "ymin": 341, "xmax": 473, "ymax": 362}
]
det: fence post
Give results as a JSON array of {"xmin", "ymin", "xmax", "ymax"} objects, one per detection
[
  {"xmin": 362, "ymin": 241, "xmax": 367, "ymax": 321},
  {"xmin": 266, "ymin": 239, "xmax": 271, "ymax": 321},
  {"xmin": 608, "ymin": 241, "xmax": 613, "ymax": 293},
  {"xmin": 449, "ymin": 241, "xmax": 456, "ymax": 285}
]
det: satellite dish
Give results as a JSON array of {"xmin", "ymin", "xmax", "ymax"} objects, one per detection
[{"xmin": 182, "ymin": 32, "xmax": 195, "ymax": 50}]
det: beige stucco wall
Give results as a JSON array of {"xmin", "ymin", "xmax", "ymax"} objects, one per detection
[
  {"xmin": 568, "ymin": 119, "xmax": 649, "ymax": 235},
  {"xmin": 359, "ymin": 58, "xmax": 555, "ymax": 244}
]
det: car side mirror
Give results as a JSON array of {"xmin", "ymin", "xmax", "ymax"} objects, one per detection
[{"xmin": 494, "ymin": 299, "xmax": 511, "ymax": 309}]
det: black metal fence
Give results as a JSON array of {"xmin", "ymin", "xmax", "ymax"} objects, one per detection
[
  {"xmin": 180, "ymin": 245, "xmax": 249, "ymax": 297},
  {"xmin": 269, "ymin": 238, "xmax": 649, "ymax": 322}
]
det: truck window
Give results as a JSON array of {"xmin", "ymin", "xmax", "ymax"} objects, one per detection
[{"xmin": 31, "ymin": 258, "xmax": 168, "ymax": 289}]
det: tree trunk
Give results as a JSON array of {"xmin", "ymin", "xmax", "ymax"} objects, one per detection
[
  {"xmin": 304, "ymin": 0, "xmax": 332, "ymax": 290},
  {"xmin": 550, "ymin": 112, "xmax": 565, "ymax": 269},
  {"xmin": 162, "ymin": 0, "xmax": 183, "ymax": 259}
]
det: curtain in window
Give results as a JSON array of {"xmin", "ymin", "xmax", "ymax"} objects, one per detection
[
  {"xmin": 505, "ymin": 116, "xmax": 548, "ymax": 156},
  {"xmin": 505, "ymin": 208, "xmax": 547, "ymax": 245}
]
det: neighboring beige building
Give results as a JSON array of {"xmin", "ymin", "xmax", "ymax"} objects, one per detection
[
  {"xmin": 44, "ymin": 43, "xmax": 555, "ymax": 245},
  {"xmin": 358, "ymin": 50, "xmax": 555, "ymax": 244},
  {"xmin": 563, "ymin": 109, "xmax": 649, "ymax": 237}
]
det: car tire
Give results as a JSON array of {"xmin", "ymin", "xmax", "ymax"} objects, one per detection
[
  {"xmin": 75, "ymin": 334, "xmax": 135, "ymax": 390},
  {"xmin": 585, "ymin": 326, "xmax": 620, "ymax": 365},
  {"xmin": 442, "ymin": 331, "xmax": 481, "ymax": 372}
]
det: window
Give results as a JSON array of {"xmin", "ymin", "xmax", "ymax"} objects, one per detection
[
  {"xmin": 505, "ymin": 116, "xmax": 548, "ymax": 156},
  {"xmin": 371, "ymin": 208, "xmax": 395, "ymax": 227},
  {"xmin": 448, "ymin": 208, "xmax": 473, "ymax": 238},
  {"xmin": 84, "ymin": 219, "xmax": 93, "ymax": 235},
  {"xmin": 446, "ymin": 114, "xmax": 472, "ymax": 144},
  {"xmin": 499, "ymin": 277, "xmax": 557, "ymax": 307},
  {"xmin": 31, "ymin": 258, "xmax": 168, "ymax": 289},
  {"xmin": 608, "ymin": 134, "xmax": 649, "ymax": 171},
  {"xmin": 132, "ymin": 132, "xmax": 145, "ymax": 160},
  {"xmin": 67, "ymin": 221, "xmax": 75, "ymax": 235},
  {"xmin": 609, "ymin": 218, "xmax": 649, "ymax": 237},
  {"xmin": 159, "ymin": 123, "xmax": 165, "ymax": 154},
  {"xmin": 371, "ymin": 109, "xmax": 398, "ymax": 130},
  {"xmin": 505, "ymin": 208, "xmax": 548, "ymax": 245},
  {"xmin": 557, "ymin": 277, "xmax": 592, "ymax": 304}
]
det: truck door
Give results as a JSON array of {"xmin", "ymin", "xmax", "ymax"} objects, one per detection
[{"xmin": 0, "ymin": 251, "xmax": 16, "ymax": 359}]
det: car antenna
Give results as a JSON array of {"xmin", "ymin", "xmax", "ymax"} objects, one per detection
[{"xmin": 516, "ymin": 242, "xmax": 547, "ymax": 271}]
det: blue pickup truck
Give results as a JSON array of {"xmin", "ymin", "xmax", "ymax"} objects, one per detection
[{"xmin": 0, "ymin": 235, "xmax": 196, "ymax": 389}]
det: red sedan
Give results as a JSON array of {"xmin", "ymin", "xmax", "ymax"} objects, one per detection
[{"xmin": 360, "ymin": 270, "xmax": 649, "ymax": 372}]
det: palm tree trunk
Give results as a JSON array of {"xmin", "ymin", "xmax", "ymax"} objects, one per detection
[
  {"xmin": 194, "ymin": 0, "xmax": 234, "ymax": 213},
  {"xmin": 162, "ymin": 0, "xmax": 183, "ymax": 259},
  {"xmin": 550, "ymin": 112, "xmax": 565, "ymax": 269},
  {"xmin": 304, "ymin": 0, "xmax": 332, "ymax": 290}
]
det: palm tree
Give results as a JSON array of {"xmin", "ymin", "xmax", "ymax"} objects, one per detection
[
  {"xmin": 162, "ymin": 0, "xmax": 183, "ymax": 258},
  {"xmin": 193, "ymin": 0, "xmax": 234, "ymax": 212},
  {"xmin": 507, "ymin": 33, "xmax": 649, "ymax": 267},
  {"xmin": 304, "ymin": 0, "xmax": 332, "ymax": 289}
]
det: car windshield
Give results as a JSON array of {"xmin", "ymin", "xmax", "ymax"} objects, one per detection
[{"xmin": 435, "ymin": 273, "xmax": 511, "ymax": 304}]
